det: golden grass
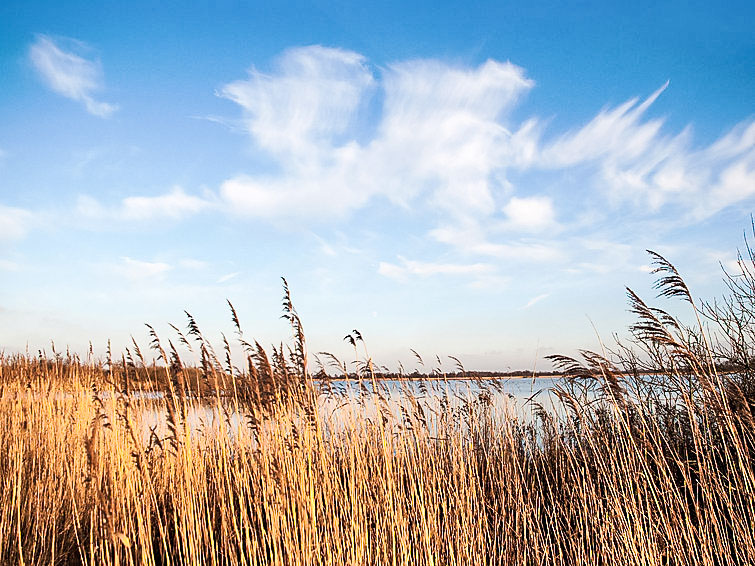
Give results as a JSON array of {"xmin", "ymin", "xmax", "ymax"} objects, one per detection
[{"xmin": 1, "ymin": 258, "xmax": 754, "ymax": 565}]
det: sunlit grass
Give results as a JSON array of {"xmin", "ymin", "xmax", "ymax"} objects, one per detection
[{"xmin": 1, "ymin": 255, "xmax": 754, "ymax": 565}]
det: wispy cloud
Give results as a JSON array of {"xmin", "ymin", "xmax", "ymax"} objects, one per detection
[
  {"xmin": 217, "ymin": 272, "xmax": 239, "ymax": 283},
  {"xmin": 29, "ymin": 35, "xmax": 117, "ymax": 117},
  {"xmin": 221, "ymin": 46, "xmax": 374, "ymax": 158},
  {"xmin": 218, "ymin": 47, "xmax": 533, "ymax": 220},
  {"xmin": 523, "ymin": 293, "xmax": 549, "ymax": 309},
  {"xmin": 13, "ymin": 46, "xmax": 751, "ymax": 291},
  {"xmin": 378, "ymin": 256, "xmax": 495, "ymax": 281},
  {"xmin": 77, "ymin": 186, "xmax": 212, "ymax": 222},
  {"xmin": 0, "ymin": 260, "xmax": 20, "ymax": 272},
  {"xmin": 214, "ymin": 46, "xmax": 754, "ymax": 277},
  {"xmin": 429, "ymin": 223, "xmax": 561, "ymax": 261},
  {"xmin": 121, "ymin": 187, "xmax": 210, "ymax": 220},
  {"xmin": 179, "ymin": 259, "xmax": 209, "ymax": 270},
  {"xmin": 538, "ymin": 82, "xmax": 670, "ymax": 168},
  {"xmin": 311, "ymin": 232, "xmax": 338, "ymax": 256},
  {"xmin": 116, "ymin": 257, "xmax": 172, "ymax": 281},
  {"xmin": 0, "ymin": 206, "xmax": 34, "ymax": 241},
  {"xmin": 502, "ymin": 196, "xmax": 556, "ymax": 232},
  {"xmin": 532, "ymin": 84, "xmax": 755, "ymax": 217}
]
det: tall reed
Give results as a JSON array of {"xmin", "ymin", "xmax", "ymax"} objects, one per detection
[{"xmin": 1, "ymin": 252, "xmax": 753, "ymax": 565}]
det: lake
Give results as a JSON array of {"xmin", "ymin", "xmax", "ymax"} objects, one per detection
[{"xmin": 134, "ymin": 376, "xmax": 566, "ymax": 440}]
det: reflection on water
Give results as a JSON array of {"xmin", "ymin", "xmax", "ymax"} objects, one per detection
[{"xmin": 134, "ymin": 377, "xmax": 564, "ymax": 440}]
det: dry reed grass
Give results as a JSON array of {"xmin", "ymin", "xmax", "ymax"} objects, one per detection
[{"xmin": 1, "ymin": 256, "xmax": 754, "ymax": 565}]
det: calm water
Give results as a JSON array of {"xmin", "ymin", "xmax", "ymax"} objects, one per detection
[{"xmin": 134, "ymin": 377, "xmax": 565, "ymax": 440}]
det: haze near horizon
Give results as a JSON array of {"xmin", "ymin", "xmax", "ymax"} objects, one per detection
[{"xmin": 1, "ymin": 1, "xmax": 753, "ymax": 371}]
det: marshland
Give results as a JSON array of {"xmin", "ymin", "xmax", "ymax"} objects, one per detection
[
  {"xmin": 2, "ymin": 248, "xmax": 754, "ymax": 566},
  {"xmin": 6, "ymin": 3, "xmax": 755, "ymax": 564}
]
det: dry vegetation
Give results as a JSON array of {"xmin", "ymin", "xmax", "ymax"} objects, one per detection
[{"xmin": 2, "ymin": 253, "xmax": 755, "ymax": 565}]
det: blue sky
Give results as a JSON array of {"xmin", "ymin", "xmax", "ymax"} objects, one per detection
[{"xmin": 1, "ymin": 1, "xmax": 753, "ymax": 371}]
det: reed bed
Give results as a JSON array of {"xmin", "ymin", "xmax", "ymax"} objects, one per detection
[{"xmin": 1, "ymin": 258, "xmax": 754, "ymax": 566}]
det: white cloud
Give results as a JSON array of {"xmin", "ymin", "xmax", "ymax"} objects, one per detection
[
  {"xmin": 587, "ymin": 120, "xmax": 755, "ymax": 216},
  {"xmin": 721, "ymin": 258, "xmax": 745, "ymax": 276},
  {"xmin": 378, "ymin": 256, "xmax": 495, "ymax": 281},
  {"xmin": 214, "ymin": 48, "xmax": 752, "ymax": 274},
  {"xmin": 75, "ymin": 195, "xmax": 106, "ymax": 218},
  {"xmin": 220, "ymin": 170, "xmax": 369, "ymax": 219},
  {"xmin": 704, "ymin": 153, "xmax": 755, "ymax": 214},
  {"xmin": 372, "ymin": 58, "xmax": 533, "ymax": 215},
  {"xmin": 539, "ymin": 82, "xmax": 669, "ymax": 168},
  {"xmin": 523, "ymin": 293, "xmax": 549, "ymax": 309},
  {"xmin": 218, "ymin": 48, "xmax": 534, "ymax": 220},
  {"xmin": 220, "ymin": 46, "xmax": 374, "ymax": 159},
  {"xmin": 561, "ymin": 238, "xmax": 637, "ymax": 275},
  {"xmin": 179, "ymin": 259, "xmax": 208, "ymax": 270},
  {"xmin": 217, "ymin": 272, "xmax": 239, "ymax": 283},
  {"xmin": 528, "ymin": 82, "xmax": 755, "ymax": 217},
  {"xmin": 429, "ymin": 223, "xmax": 561, "ymax": 261},
  {"xmin": 117, "ymin": 257, "xmax": 172, "ymax": 281},
  {"xmin": 29, "ymin": 35, "xmax": 117, "ymax": 117},
  {"xmin": 42, "ymin": 47, "xmax": 747, "ymax": 285},
  {"xmin": 0, "ymin": 206, "xmax": 33, "ymax": 241},
  {"xmin": 311, "ymin": 232, "xmax": 338, "ymax": 256},
  {"xmin": 0, "ymin": 260, "xmax": 20, "ymax": 272},
  {"xmin": 502, "ymin": 196, "xmax": 556, "ymax": 232},
  {"xmin": 122, "ymin": 186, "xmax": 210, "ymax": 220},
  {"xmin": 77, "ymin": 187, "xmax": 211, "ymax": 222}
]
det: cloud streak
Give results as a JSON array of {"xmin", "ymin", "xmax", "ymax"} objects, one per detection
[
  {"xmin": 378, "ymin": 256, "xmax": 495, "ymax": 281},
  {"xmin": 523, "ymin": 293, "xmax": 550, "ymax": 309},
  {"xmin": 13, "ymin": 46, "xmax": 752, "ymax": 286},
  {"xmin": 214, "ymin": 46, "xmax": 755, "ymax": 279},
  {"xmin": 0, "ymin": 206, "xmax": 34, "ymax": 241},
  {"xmin": 218, "ymin": 48, "xmax": 534, "ymax": 221},
  {"xmin": 116, "ymin": 257, "xmax": 172, "ymax": 281},
  {"xmin": 77, "ymin": 187, "xmax": 212, "ymax": 222},
  {"xmin": 121, "ymin": 187, "xmax": 210, "ymax": 220},
  {"xmin": 29, "ymin": 35, "xmax": 117, "ymax": 117},
  {"xmin": 502, "ymin": 196, "xmax": 556, "ymax": 232}
]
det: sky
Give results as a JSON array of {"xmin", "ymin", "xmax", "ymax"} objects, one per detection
[{"xmin": 1, "ymin": 1, "xmax": 753, "ymax": 371}]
